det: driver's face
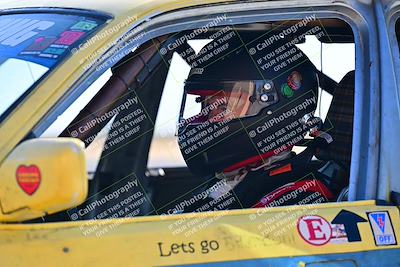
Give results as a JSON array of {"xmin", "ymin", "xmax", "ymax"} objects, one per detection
[
  {"xmin": 205, "ymin": 90, "xmax": 251, "ymax": 121},
  {"xmin": 206, "ymin": 95, "xmax": 228, "ymax": 122}
]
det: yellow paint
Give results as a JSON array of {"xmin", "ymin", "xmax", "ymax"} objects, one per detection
[
  {"xmin": 0, "ymin": 138, "xmax": 88, "ymax": 222},
  {"xmin": 0, "ymin": 201, "xmax": 398, "ymax": 266}
]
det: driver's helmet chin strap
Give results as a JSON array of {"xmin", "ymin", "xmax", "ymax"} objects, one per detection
[{"xmin": 209, "ymin": 150, "xmax": 292, "ymax": 200}]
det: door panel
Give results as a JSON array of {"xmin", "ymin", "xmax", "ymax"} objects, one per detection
[{"xmin": 0, "ymin": 201, "xmax": 398, "ymax": 266}]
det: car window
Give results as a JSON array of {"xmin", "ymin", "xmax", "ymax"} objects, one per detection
[
  {"xmin": 41, "ymin": 69, "xmax": 113, "ymax": 179},
  {"xmin": 37, "ymin": 15, "xmax": 356, "ymax": 226},
  {"xmin": 148, "ymin": 35, "xmax": 355, "ymax": 169},
  {"xmin": 0, "ymin": 11, "xmax": 108, "ymax": 121}
]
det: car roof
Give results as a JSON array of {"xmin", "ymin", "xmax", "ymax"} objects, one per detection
[{"xmin": 0, "ymin": 0, "xmax": 234, "ymax": 18}]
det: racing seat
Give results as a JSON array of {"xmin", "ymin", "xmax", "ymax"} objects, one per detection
[
  {"xmin": 317, "ymin": 70, "xmax": 355, "ymax": 165},
  {"xmin": 315, "ymin": 70, "xmax": 355, "ymax": 198},
  {"xmin": 252, "ymin": 70, "xmax": 356, "ymax": 207}
]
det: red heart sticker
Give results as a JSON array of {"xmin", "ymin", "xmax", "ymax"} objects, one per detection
[{"xmin": 16, "ymin": 165, "xmax": 41, "ymax": 195}]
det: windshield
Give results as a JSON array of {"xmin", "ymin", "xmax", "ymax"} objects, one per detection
[{"xmin": 0, "ymin": 11, "xmax": 108, "ymax": 120}]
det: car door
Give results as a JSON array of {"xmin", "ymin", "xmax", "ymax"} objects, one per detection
[{"xmin": 0, "ymin": 1, "xmax": 399, "ymax": 266}]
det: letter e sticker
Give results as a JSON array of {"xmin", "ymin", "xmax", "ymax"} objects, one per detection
[
  {"xmin": 297, "ymin": 215, "xmax": 332, "ymax": 246},
  {"xmin": 367, "ymin": 211, "xmax": 397, "ymax": 246}
]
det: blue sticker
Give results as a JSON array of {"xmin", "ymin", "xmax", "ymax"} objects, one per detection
[
  {"xmin": 371, "ymin": 213, "xmax": 386, "ymax": 233},
  {"xmin": 368, "ymin": 211, "xmax": 397, "ymax": 246}
]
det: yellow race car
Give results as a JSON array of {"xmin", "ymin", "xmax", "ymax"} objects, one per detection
[{"xmin": 0, "ymin": 0, "xmax": 399, "ymax": 266}]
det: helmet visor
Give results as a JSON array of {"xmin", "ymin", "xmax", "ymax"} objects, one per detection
[{"xmin": 179, "ymin": 80, "xmax": 279, "ymax": 127}]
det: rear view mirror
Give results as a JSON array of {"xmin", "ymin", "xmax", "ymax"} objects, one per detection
[{"xmin": 0, "ymin": 138, "xmax": 88, "ymax": 222}]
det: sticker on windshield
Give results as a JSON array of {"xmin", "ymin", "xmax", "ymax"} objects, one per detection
[
  {"xmin": 54, "ymin": 31, "xmax": 85, "ymax": 46},
  {"xmin": 367, "ymin": 211, "xmax": 397, "ymax": 246},
  {"xmin": 0, "ymin": 19, "xmax": 55, "ymax": 47},
  {"xmin": 19, "ymin": 37, "xmax": 57, "ymax": 56},
  {"xmin": 37, "ymin": 31, "xmax": 85, "ymax": 58},
  {"xmin": 70, "ymin": 20, "xmax": 98, "ymax": 31},
  {"xmin": 39, "ymin": 46, "xmax": 67, "ymax": 58},
  {"xmin": 0, "ymin": 13, "xmax": 107, "ymax": 68}
]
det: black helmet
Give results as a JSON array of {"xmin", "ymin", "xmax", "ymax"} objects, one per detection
[{"xmin": 178, "ymin": 35, "xmax": 319, "ymax": 176}]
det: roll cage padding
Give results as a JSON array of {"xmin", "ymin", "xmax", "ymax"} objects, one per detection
[{"xmin": 60, "ymin": 36, "xmax": 169, "ymax": 145}]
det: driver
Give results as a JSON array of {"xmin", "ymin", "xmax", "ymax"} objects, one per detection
[{"xmin": 176, "ymin": 36, "xmax": 334, "ymax": 212}]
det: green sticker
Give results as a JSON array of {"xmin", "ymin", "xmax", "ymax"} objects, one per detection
[
  {"xmin": 43, "ymin": 47, "xmax": 66, "ymax": 55},
  {"xmin": 71, "ymin": 21, "xmax": 98, "ymax": 31},
  {"xmin": 281, "ymin": 84, "xmax": 294, "ymax": 98}
]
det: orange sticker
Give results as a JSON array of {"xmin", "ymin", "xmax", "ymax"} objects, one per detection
[{"xmin": 16, "ymin": 165, "xmax": 41, "ymax": 195}]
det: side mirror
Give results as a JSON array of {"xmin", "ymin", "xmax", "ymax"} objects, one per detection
[{"xmin": 0, "ymin": 138, "xmax": 88, "ymax": 222}]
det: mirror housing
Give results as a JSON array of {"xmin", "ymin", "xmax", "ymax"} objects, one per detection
[{"xmin": 0, "ymin": 138, "xmax": 88, "ymax": 222}]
